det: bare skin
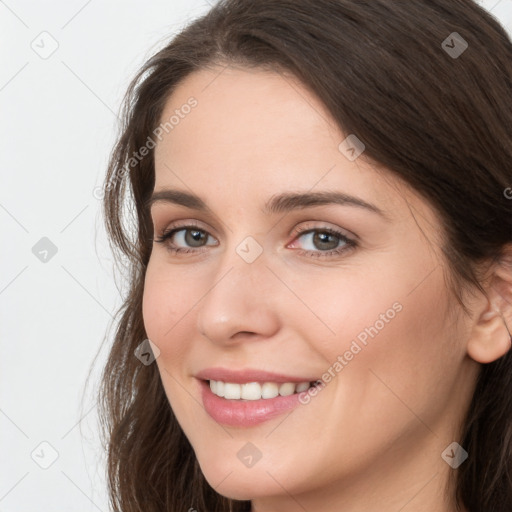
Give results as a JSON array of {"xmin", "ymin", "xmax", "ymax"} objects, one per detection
[{"xmin": 142, "ymin": 65, "xmax": 512, "ymax": 512}]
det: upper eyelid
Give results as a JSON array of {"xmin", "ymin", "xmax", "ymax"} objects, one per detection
[
  {"xmin": 150, "ymin": 206, "xmax": 230, "ymax": 236},
  {"xmin": 290, "ymin": 221, "xmax": 356, "ymax": 239}
]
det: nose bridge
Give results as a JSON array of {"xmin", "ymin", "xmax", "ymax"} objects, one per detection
[
  {"xmin": 195, "ymin": 234, "xmax": 280, "ymax": 343},
  {"xmin": 215, "ymin": 230, "xmax": 270, "ymax": 293}
]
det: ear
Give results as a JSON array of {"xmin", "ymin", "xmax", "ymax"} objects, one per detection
[{"xmin": 467, "ymin": 246, "xmax": 512, "ymax": 364}]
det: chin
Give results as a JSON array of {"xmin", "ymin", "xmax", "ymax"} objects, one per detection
[{"xmin": 197, "ymin": 456, "xmax": 289, "ymax": 501}]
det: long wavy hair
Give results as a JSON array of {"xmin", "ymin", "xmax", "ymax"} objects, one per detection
[{"xmin": 94, "ymin": 1, "xmax": 512, "ymax": 510}]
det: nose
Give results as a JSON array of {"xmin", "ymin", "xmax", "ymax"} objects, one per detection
[{"xmin": 195, "ymin": 244, "xmax": 280, "ymax": 346}]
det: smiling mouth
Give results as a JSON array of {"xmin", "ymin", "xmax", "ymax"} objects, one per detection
[{"xmin": 206, "ymin": 379, "xmax": 320, "ymax": 400}]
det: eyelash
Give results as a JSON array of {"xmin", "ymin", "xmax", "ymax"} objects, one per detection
[{"xmin": 153, "ymin": 221, "xmax": 357, "ymax": 259}]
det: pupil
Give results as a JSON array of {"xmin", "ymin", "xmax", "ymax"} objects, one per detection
[
  {"xmin": 314, "ymin": 232, "xmax": 337, "ymax": 250},
  {"xmin": 186, "ymin": 229, "xmax": 205, "ymax": 247}
]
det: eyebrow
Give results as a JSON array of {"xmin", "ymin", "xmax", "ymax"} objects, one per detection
[{"xmin": 147, "ymin": 189, "xmax": 389, "ymax": 219}]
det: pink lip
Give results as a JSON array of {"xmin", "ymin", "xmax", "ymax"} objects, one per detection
[
  {"xmin": 199, "ymin": 379, "xmax": 305, "ymax": 427},
  {"xmin": 196, "ymin": 367, "xmax": 319, "ymax": 427}
]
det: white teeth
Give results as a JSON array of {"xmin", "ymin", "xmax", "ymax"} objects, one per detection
[
  {"xmin": 241, "ymin": 382, "xmax": 262, "ymax": 400},
  {"xmin": 223, "ymin": 382, "xmax": 241, "ymax": 399},
  {"xmin": 278, "ymin": 382, "xmax": 295, "ymax": 396},
  {"xmin": 216, "ymin": 380, "xmax": 225, "ymax": 397},
  {"xmin": 261, "ymin": 382, "xmax": 279, "ymax": 399},
  {"xmin": 295, "ymin": 382, "xmax": 310, "ymax": 392},
  {"xmin": 208, "ymin": 380, "xmax": 312, "ymax": 400}
]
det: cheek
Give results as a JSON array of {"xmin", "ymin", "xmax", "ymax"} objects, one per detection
[
  {"xmin": 142, "ymin": 264, "xmax": 184, "ymax": 354},
  {"xmin": 142, "ymin": 261, "xmax": 209, "ymax": 372},
  {"xmin": 142, "ymin": 272, "xmax": 167, "ymax": 342},
  {"xmin": 142, "ymin": 265, "xmax": 199, "ymax": 420},
  {"xmin": 335, "ymin": 269, "xmax": 461, "ymax": 428},
  {"xmin": 298, "ymin": 260, "xmax": 460, "ymax": 406}
]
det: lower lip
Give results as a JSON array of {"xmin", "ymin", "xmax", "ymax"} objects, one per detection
[{"xmin": 199, "ymin": 380, "xmax": 304, "ymax": 427}]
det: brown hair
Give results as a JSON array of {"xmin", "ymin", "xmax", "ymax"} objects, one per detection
[{"xmin": 95, "ymin": 1, "xmax": 512, "ymax": 510}]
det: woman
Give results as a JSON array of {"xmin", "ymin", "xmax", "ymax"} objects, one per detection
[{"xmin": 96, "ymin": 0, "xmax": 512, "ymax": 510}]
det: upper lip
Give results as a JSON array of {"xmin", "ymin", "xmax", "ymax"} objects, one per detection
[{"xmin": 196, "ymin": 367, "xmax": 318, "ymax": 384}]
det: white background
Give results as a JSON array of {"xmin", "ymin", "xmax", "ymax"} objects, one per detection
[{"xmin": 1, "ymin": 1, "xmax": 511, "ymax": 510}]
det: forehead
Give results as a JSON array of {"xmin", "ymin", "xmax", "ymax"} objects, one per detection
[
  {"xmin": 155, "ymin": 65, "xmax": 340, "ymax": 160},
  {"xmin": 152, "ymin": 66, "xmax": 427, "ymax": 223}
]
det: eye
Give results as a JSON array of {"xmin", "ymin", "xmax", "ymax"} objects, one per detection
[
  {"xmin": 154, "ymin": 221, "xmax": 357, "ymax": 259},
  {"xmin": 154, "ymin": 222, "xmax": 218, "ymax": 254},
  {"xmin": 288, "ymin": 224, "xmax": 357, "ymax": 259}
]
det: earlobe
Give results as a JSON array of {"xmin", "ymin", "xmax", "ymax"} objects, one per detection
[
  {"xmin": 467, "ymin": 306, "xmax": 511, "ymax": 364},
  {"xmin": 467, "ymin": 250, "xmax": 512, "ymax": 364}
]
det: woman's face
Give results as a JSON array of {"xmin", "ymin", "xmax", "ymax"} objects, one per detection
[{"xmin": 143, "ymin": 66, "xmax": 479, "ymax": 509}]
